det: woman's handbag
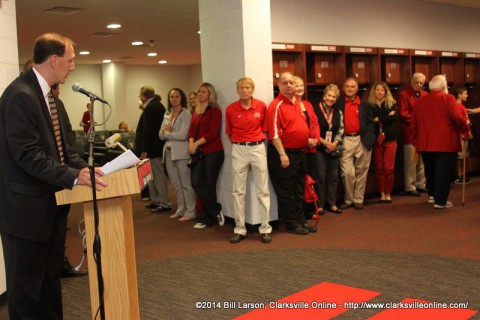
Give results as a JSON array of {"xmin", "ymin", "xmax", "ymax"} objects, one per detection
[
  {"xmin": 187, "ymin": 149, "xmax": 203, "ymax": 168},
  {"xmin": 376, "ymin": 123, "xmax": 385, "ymax": 146},
  {"xmin": 330, "ymin": 144, "xmax": 344, "ymax": 157}
]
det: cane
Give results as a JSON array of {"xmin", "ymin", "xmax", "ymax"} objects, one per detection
[{"xmin": 461, "ymin": 139, "xmax": 467, "ymax": 206}]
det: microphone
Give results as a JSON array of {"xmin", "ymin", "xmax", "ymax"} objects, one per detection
[
  {"xmin": 105, "ymin": 133, "xmax": 127, "ymax": 151},
  {"xmin": 72, "ymin": 83, "xmax": 108, "ymax": 104}
]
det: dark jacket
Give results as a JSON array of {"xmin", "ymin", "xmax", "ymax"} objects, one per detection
[
  {"xmin": 372, "ymin": 102, "xmax": 397, "ymax": 142},
  {"xmin": 337, "ymin": 95, "xmax": 376, "ymax": 150},
  {"xmin": 0, "ymin": 69, "xmax": 86, "ymax": 241},
  {"xmin": 135, "ymin": 96, "xmax": 166, "ymax": 158}
]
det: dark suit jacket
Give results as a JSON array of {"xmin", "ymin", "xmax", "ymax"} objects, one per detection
[
  {"xmin": 0, "ymin": 69, "xmax": 87, "ymax": 242},
  {"xmin": 337, "ymin": 95, "xmax": 376, "ymax": 151},
  {"xmin": 135, "ymin": 96, "xmax": 166, "ymax": 159}
]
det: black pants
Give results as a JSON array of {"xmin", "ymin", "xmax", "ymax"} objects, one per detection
[
  {"xmin": 267, "ymin": 146, "xmax": 306, "ymax": 229},
  {"xmin": 315, "ymin": 149, "xmax": 340, "ymax": 208},
  {"xmin": 422, "ymin": 151, "xmax": 456, "ymax": 206},
  {"xmin": 1, "ymin": 211, "xmax": 64, "ymax": 320},
  {"xmin": 191, "ymin": 150, "xmax": 224, "ymax": 225}
]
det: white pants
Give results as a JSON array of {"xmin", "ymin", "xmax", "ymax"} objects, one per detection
[{"xmin": 231, "ymin": 143, "xmax": 271, "ymax": 236}]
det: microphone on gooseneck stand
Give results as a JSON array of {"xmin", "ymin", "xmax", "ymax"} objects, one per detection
[{"xmin": 72, "ymin": 83, "xmax": 109, "ymax": 104}]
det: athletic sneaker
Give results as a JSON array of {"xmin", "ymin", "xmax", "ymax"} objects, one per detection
[
  {"xmin": 434, "ymin": 201, "xmax": 453, "ymax": 209},
  {"xmin": 454, "ymin": 176, "xmax": 473, "ymax": 184},
  {"xmin": 193, "ymin": 222, "xmax": 207, "ymax": 229},
  {"xmin": 428, "ymin": 196, "xmax": 435, "ymax": 204},
  {"xmin": 217, "ymin": 210, "xmax": 225, "ymax": 226}
]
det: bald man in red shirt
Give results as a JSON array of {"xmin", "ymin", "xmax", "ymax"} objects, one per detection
[{"xmin": 267, "ymin": 72, "xmax": 314, "ymax": 235}]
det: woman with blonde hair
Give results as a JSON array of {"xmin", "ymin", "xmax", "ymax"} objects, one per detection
[
  {"xmin": 188, "ymin": 82, "xmax": 224, "ymax": 229},
  {"xmin": 313, "ymin": 84, "xmax": 344, "ymax": 214},
  {"xmin": 368, "ymin": 82, "xmax": 398, "ymax": 204}
]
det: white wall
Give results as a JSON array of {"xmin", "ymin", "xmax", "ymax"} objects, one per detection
[
  {"xmin": 0, "ymin": 0, "xmax": 18, "ymax": 297},
  {"xmin": 270, "ymin": 0, "xmax": 480, "ymax": 53}
]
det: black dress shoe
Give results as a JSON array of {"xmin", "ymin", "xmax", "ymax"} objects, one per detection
[
  {"xmin": 230, "ymin": 233, "xmax": 246, "ymax": 244},
  {"xmin": 406, "ymin": 190, "xmax": 421, "ymax": 197},
  {"xmin": 287, "ymin": 226, "xmax": 309, "ymax": 235},
  {"xmin": 329, "ymin": 206, "xmax": 342, "ymax": 214},
  {"xmin": 261, "ymin": 233, "xmax": 272, "ymax": 243},
  {"xmin": 303, "ymin": 224, "xmax": 317, "ymax": 233},
  {"xmin": 416, "ymin": 187, "xmax": 428, "ymax": 193},
  {"xmin": 62, "ymin": 269, "xmax": 88, "ymax": 278},
  {"xmin": 145, "ymin": 203, "xmax": 158, "ymax": 209},
  {"xmin": 354, "ymin": 203, "xmax": 364, "ymax": 210},
  {"xmin": 151, "ymin": 206, "xmax": 172, "ymax": 212},
  {"xmin": 339, "ymin": 202, "xmax": 353, "ymax": 210}
]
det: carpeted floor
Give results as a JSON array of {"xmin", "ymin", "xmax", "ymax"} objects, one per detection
[{"xmin": 1, "ymin": 178, "xmax": 479, "ymax": 319}]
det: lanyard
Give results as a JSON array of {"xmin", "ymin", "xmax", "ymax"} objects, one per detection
[{"xmin": 319, "ymin": 102, "xmax": 333, "ymax": 130}]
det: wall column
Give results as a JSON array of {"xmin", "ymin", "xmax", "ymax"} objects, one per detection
[{"xmin": 198, "ymin": 0, "xmax": 277, "ymax": 225}]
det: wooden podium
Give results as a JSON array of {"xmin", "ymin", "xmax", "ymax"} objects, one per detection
[{"xmin": 56, "ymin": 161, "xmax": 151, "ymax": 320}]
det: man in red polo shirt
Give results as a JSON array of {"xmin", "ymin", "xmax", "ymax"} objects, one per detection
[
  {"xmin": 338, "ymin": 77, "xmax": 375, "ymax": 210},
  {"xmin": 398, "ymin": 73, "xmax": 428, "ymax": 196},
  {"xmin": 225, "ymin": 77, "xmax": 272, "ymax": 244},
  {"xmin": 267, "ymin": 72, "xmax": 314, "ymax": 235}
]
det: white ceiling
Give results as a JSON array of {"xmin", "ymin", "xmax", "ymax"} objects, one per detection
[
  {"xmin": 14, "ymin": 0, "xmax": 480, "ymax": 66},
  {"xmin": 16, "ymin": 0, "xmax": 201, "ymax": 66}
]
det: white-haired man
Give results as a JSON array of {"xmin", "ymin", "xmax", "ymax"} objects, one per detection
[{"xmin": 412, "ymin": 75, "xmax": 468, "ymax": 209}]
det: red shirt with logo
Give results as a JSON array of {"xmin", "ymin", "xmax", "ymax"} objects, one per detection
[
  {"xmin": 267, "ymin": 93, "xmax": 309, "ymax": 149},
  {"xmin": 225, "ymin": 97, "xmax": 267, "ymax": 143}
]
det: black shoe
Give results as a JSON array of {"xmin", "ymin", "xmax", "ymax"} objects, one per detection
[
  {"xmin": 62, "ymin": 269, "xmax": 88, "ymax": 278},
  {"xmin": 339, "ymin": 202, "xmax": 353, "ymax": 210},
  {"xmin": 329, "ymin": 206, "xmax": 342, "ymax": 214},
  {"xmin": 151, "ymin": 206, "xmax": 172, "ymax": 213},
  {"xmin": 354, "ymin": 203, "xmax": 364, "ymax": 210},
  {"xmin": 230, "ymin": 233, "xmax": 246, "ymax": 244},
  {"xmin": 406, "ymin": 190, "xmax": 421, "ymax": 197},
  {"xmin": 145, "ymin": 203, "xmax": 158, "ymax": 209},
  {"xmin": 303, "ymin": 224, "xmax": 317, "ymax": 233},
  {"xmin": 287, "ymin": 226, "xmax": 309, "ymax": 235},
  {"xmin": 416, "ymin": 187, "xmax": 428, "ymax": 193},
  {"xmin": 261, "ymin": 233, "xmax": 272, "ymax": 243}
]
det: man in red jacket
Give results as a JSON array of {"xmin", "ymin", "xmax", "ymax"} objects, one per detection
[
  {"xmin": 412, "ymin": 75, "xmax": 468, "ymax": 209},
  {"xmin": 398, "ymin": 73, "xmax": 428, "ymax": 197}
]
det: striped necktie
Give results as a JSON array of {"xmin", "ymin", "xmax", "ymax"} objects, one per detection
[{"xmin": 48, "ymin": 92, "xmax": 65, "ymax": 164}]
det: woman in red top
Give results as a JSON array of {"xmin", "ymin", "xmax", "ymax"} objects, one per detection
[
  {"xmin": 188, "ymin": 82, "xmax": 224, "ymax": 229},
  {"xmin": 294, "ymin": 76, "xmax": 321, "ymax": 215}
]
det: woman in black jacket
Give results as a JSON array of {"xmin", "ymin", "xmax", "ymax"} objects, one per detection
[{"xmin": 368, "ymin": 82, "xmax": 398, "ymax": 204}]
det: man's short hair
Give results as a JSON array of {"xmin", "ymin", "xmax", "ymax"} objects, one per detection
[
  {"xmin": 140, "ymin": 86, "xmax": 155, "ymax": 99},
  {"xmin": 429, "ymin": 75, "xmax": 447, "ymax": 91},
  {"xmin": 33, "ymin": 33, "xmax": 73, "ymax": 64},
  {"xmin": 412, "ymin": 73, "xmax": 426, "ymax": 82}
]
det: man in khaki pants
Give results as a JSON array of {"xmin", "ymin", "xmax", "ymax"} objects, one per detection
[{"xmin": 338, "ymin": 78, "xmax": 375, "ymax": 210}]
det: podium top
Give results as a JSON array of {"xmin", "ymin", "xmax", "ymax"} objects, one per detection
[{"xmin": 55, "ymin": 162, "xmax": 151, "ymax": 205}]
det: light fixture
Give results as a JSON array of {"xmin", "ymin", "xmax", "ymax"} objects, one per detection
[
  {"xmin": 158, "ymin": 60, "xmax": 167, "ymax": 64},
  {"xmin": 197, "ymin": 30, "xmax": 201, "ymax": 34},
  {"xmin": 148, "ymin": 53, "xmax": 157, "ymax": 57},
  {"xmin": 132, "ymin": 41, "xmax": 143, "ymax": 46},
  {"xmin": 107, "ymin": 24, "xmax": 121, "ymax": 29},
  {"xmin": 79, "ymin": 51, "xmax": 90, "ymax": 55},
  {"xmin": 103, "ymin": 59, "xmax": 112, "ymax": 63}
]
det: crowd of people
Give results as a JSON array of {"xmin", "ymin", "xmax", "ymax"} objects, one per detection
[
  {"xmin": 0, "ymin": 32, "xmax": 474, "ymax": 319},
  {"xmin": 135, "ymin": 70, "xmax": 471, "ymax": 243}
]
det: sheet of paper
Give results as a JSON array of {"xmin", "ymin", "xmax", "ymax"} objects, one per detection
[{"xmin": 101, "ymin": 149, "xmax": 141, "ymax": 175}]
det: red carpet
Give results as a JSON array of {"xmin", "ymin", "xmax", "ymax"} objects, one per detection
[
  {"xmin": 235, "ymin": 282, "xmax": 477, "ymax": 320},
  {"xmin": 235, "ymin": 282, "xmax": 380, "ymax": 319}
]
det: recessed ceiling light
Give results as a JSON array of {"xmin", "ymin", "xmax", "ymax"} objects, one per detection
[
  {"xmin": 148, "ymin": 53, "xmax": 157, "ymax": 57},
  {"xmin": 197, "ymin": 30, "xmax": 201, "ymax": 34},
  {"xmin": 107, "ymin": 24, "xmax": 121, "ymax": 29},
  {"xmin": 103, "ymin": 59, "xmax": 112, "ymax": 63},
  {"xmin": 132, "ymin": 41, "xmax": 143, "ymax": 46},
  {"xmin": 158, "ymin": 60, "xmax": 167, "ymax": 64},
  {"xmin": 79, "ymin": 51, "xmax": 90, "ymax": 55}
]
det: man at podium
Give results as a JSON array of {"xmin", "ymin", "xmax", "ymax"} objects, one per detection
[{"xmin": 0, "ymin": 33, "xmax": 107, "ymax": 320}]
